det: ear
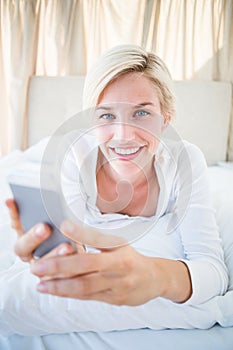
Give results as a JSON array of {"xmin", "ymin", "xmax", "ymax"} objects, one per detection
[{"xmin": 162, "ymin": 113, "xmax": 171, "ymax": 132}]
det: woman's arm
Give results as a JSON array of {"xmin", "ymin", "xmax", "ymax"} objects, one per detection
[
  {"xmin": 28, "ymin": 220, "xmax": 191, "ymax": 305},
  {"xmin": 170, "ymin": 143, "xmax": 228, "ymax": 305},
  {"xmin": 150, "ymin": 258, "xmax": 192, "ymax": 303},
  {"xmin": 6, "ymin": 197, "xmax": 192, "ymax": 306}
]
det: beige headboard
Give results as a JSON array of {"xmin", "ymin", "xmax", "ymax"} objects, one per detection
[{"xmin": 27, "ymin": 76, "xmax": 232, "ymax": 165}]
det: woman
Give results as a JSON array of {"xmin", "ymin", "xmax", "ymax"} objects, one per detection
[{"xmin": 5, "ymin": 45, "xmax": 228, "ymax": 329}]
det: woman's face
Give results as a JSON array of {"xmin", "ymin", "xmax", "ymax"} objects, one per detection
[{"xmin": 94, "ymin": 72, "xmax": 166, "ymax": 176}]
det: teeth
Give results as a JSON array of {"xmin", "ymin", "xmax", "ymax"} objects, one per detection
[{"xmin": 114, "ymin": 147, "xmax": 140, "ymax": 155}]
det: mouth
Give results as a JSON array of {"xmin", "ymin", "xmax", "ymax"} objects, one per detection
[{"xmin": 109, "ymin": 146, "xmax": 143, "ymax": 160}]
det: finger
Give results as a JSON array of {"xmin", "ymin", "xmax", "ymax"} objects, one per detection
[
  {"xmin": 36, "ymin": 277, "xmax": 123, "ymax": 305},
  {"xmin": 33, "ymin": 242, "xmax": 83, "ymax": 264},
  {"xmin": 36, "ymin": 273, "xmax": 112, "ymax": 299},
  {"xmin": 30, "ymin": 250, "xmax": 109, "ymax": 278},
  {"xmin": 14, "ymin": 223, "xmax": 51, "ymax": 262},
  {"xmin": 41, "ymin": 242, "xmax": 75, "ymax": 259},
  {"xmin": 33, "ymin": 243, "xmax": 76, "ymax": 281},
  {"xmin": 30, "ymin": 249, "xmax": 126, "ymax": 279},
  {"xmin": 60, "ymin": 220, "xmax": 126, "ymax": 249},
  {"xmin": 30, "ymin": 243, "xmax": 75, "ymax": 267},
  {"xmin": 5, "ymin": 198, "xmax": 24, "ymax": 236}
]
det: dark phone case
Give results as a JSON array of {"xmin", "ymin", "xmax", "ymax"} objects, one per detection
[{"xmin": 9, "ymin": 183, "xmax": 70, "ymax": 258}]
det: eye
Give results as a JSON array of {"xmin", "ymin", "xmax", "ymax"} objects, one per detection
[
  {"xmin": 134, "ymin": 110, "xmax": 150, "ymax": 118},
  {"xmin": 99, "ymin": 113, "xmax": 115, "ymax": 120}
]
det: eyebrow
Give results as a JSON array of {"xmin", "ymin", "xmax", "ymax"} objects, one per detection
[
  {"xmin": 132, "ymin": 102, "xmax": 155, "ymax": 108},
  {"xmin": 95, "ymin": 105, "xmax": 112, "ymax": 111},
  {"xmin": 95, "ymin": 102, "xmax": 155, "ymax": 111}
]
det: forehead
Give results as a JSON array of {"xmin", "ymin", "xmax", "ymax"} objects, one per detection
[{"xmin": 98, "ymin": 72, "xmax": 160, "ymax": 106}]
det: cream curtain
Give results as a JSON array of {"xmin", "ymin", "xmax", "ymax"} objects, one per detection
[
  {"xmin": 0, "ymin": 0, "xmax": 40, "ymax": 153},
  {"xmin": 0, "ymin": 0, "xmax": 233, "ymax": 158},
  {"xmin": 143, "ymin": 0, "xmax": 233, "ymax": 159}
]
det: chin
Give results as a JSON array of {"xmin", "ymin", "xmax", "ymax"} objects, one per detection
[{"xmin": 111, "ymin": 157, "xmax": 153, "ymax": 177}]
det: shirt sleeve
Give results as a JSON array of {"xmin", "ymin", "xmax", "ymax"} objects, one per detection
[{"xmin": 172, "ymin": 142, "xmax": 229, "ymax": 305}]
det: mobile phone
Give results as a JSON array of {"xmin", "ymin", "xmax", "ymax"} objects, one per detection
[{"xmin": 8, "ymin": 172, "xmax": 72, "ymax": 258}]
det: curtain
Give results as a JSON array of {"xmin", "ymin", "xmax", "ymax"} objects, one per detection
[
  {"xmin": 0, "ymin": 0, "xmax": 40, "ymax": 153},
  {"xmin": 144, "ymin": 0, "xmax": 233, "ymax": 159},
  {"xmin": 0, "ymin": 0, "xmax": 233, "ymax": 158}
]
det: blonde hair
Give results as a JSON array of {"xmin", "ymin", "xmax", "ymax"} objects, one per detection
[{"xmin": 83, "ymin": 45, "xmax": 175, "ymax": 118}]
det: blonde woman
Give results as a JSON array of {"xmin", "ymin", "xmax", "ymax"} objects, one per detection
[{"xmin": 5, "ymin": 45, "xmax": 228, "ymax": 332}]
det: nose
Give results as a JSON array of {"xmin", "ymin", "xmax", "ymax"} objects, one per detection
[{"xmin": 113, "ymin": 122, "xmax": 135, "ymax": 141}]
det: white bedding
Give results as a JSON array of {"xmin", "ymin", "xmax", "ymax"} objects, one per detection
[
  {"xmin": 0, "ymin": 151, "xmax": 24, "ymax": 269},
  {"xmin": 0, "ymin": 325, "xmax": 233, "ymax": 350},
  {"xmin": 0, "ymin": 146, "xmax": 233, "ymax": 349}
]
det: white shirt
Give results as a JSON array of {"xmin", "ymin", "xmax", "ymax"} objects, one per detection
[
  {"xmin": 0, "ymin": 132, "xmax": 229, "ymax": 336},
  {"xmin": 60, "ymin": 131, "xmax": 228, "ymax": 305}
]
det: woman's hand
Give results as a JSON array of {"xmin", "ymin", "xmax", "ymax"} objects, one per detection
[
  {"xmin": 29, "ymin": 220, "xmax": 168, "ymax": 306},
  {"xmin": 30, "ymin": 221, "xmax": 192, "ymax": 305},
  {"xmin": 5, "ymin": 199, "xmax": 79, "ymax": 263},
  {"xmin": 5, "ymin": 200, "xmax": 192, "ymax": 305}
]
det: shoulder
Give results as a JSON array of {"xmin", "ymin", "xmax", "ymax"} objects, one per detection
[
  {"xmin": 156, "ymin": 140, "xmax": 208, "ymax": 201},
  {"xmin": 159, "ymin": 139, "xmax": 207, "ymax": 173},
  {"xmin": 181, "ymin": 140, "xmax": 206, "ymax": 164}
]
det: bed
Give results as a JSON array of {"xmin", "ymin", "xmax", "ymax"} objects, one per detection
[{"xmin": 0, "ymin": 77, "xmax": 233, "ymax": 349}]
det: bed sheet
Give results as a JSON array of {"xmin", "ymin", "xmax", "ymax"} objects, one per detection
[
  {"xmin": 0, "ymin": 325, "xmax": 233, "ymax": 350},
  {"xmin": 0, "ymin": 150, "xmax": 233, "ymax": 350},
  {"xmin": 0, "ymin": 151, "xmax": 25, "ymax": 269}
]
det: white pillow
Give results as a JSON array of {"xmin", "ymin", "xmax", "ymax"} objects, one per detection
[
  {"xmin": 208, "ymin": 165, "xmax": 233, "ymax": 290},
  {"xmin": 24, "ymin": 137, "xmax": 49, "ymax": 163}
]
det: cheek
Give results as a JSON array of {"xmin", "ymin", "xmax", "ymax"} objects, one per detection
[
  {"xmin": 136, "ymin": 127, "xmax": 161, "ymax": 154},
  {"xmin": 94, "ymin": 125, "xmax": 113, "ymax": 144},
  {"xmin": 139, "ymin": 117, "xmax": 164, "ymax": 136},
  {"xmin": 143, "ymin": 132, "xmax": 158, "ymax": 149},
  {"xmin": 136, "ymin": 120, "xmax": 163, "ymax": 142}
]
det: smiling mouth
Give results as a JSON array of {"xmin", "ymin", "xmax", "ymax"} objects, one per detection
[{"xmin": 110, "ymin": 146, "xmax": 143, "ymax": 158}]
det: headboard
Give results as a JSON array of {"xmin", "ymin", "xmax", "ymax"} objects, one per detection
[{"xmin": 27, "ymin": 77, "xmax": 232, "ymax": 165}]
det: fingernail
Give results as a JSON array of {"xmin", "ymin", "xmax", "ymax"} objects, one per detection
[
  {"xmin": 60, "ymin": 221, "xmax": 75, "ymax": 234},
  {"xmin": 34, "ymin": 224, "xmax": 47, "ymax": 238},
  {"xmin": 57, "ymin": 245, "xmax": 69, "ymax": 256},
  {"xmin": 37, "ymin": 282, "xmax": 48, "ymax": 293}
]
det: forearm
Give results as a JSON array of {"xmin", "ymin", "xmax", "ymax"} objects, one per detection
[{"xmin": 150, "ymin": 257, "xmax": 192, "ymax": 303}]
